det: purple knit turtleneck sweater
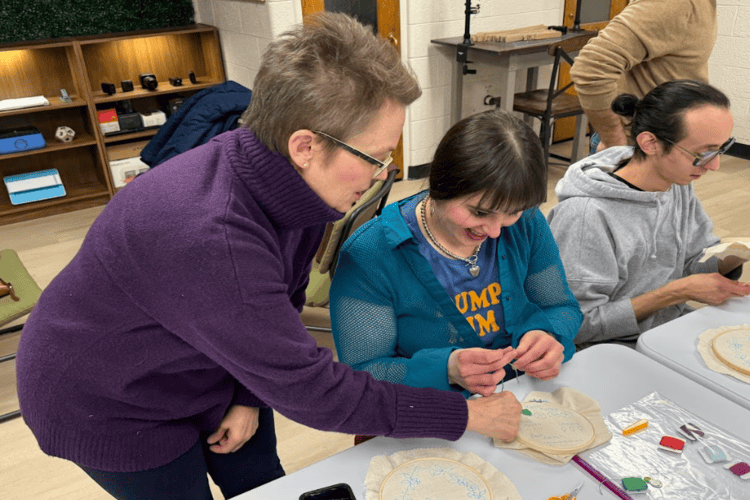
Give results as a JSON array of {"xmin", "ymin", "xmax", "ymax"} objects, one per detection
[{"xmin": 17, "ymin": 128, "xmax": 468, "ymax": 473}]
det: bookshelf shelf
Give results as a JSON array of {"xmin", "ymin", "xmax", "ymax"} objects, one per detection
[{"xmin": 0, "ymin": 24, "xmax": 225, "ymax": 225}]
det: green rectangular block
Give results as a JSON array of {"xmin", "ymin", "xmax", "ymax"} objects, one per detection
[{"xmin": 622, "ymin": 477, "xmax": 648, "ymax": 491}]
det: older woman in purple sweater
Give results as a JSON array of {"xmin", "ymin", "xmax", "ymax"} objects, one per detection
[{"xmin": 17, "ymin": 13, "xmax": 522, "ymax": 500}]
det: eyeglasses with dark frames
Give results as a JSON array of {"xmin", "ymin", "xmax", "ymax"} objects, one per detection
[
  {"xmin": 313, "ymin": 130, "xmax": 394, "ymax": 179},
  {"xmin": 661, "ymin": 136, "xmax": 735, "ymax": 167}
]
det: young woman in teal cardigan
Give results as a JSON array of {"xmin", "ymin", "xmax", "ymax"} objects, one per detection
[{"xmin": 330, "ymin": 110, "xmax": 583, "ymax": 408}]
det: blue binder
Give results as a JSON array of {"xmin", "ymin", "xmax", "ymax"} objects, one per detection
[
  {"xmin": 3, "ymin": 169, "xmax": 66, "ymax": 205},
  {"xmin": 0, "ymin": 127, "xmax": 46, "ymax": 155}
]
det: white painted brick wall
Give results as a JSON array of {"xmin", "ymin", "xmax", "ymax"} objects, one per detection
[
  {"xmin": 710, "ymin": 1, "xmax": 750, "ymax": 144},
  {"xmin": 193, "ymin": 0, "xmax": 301, "ymax": 90}
]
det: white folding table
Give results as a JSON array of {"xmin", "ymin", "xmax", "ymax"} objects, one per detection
[
  {"xmin": 238, "ymin": 343, "xmax": 750, "ymax": 499},
  {"xmin": 636, "ymin": 295, "xmax": 750, "ymax": 410}
]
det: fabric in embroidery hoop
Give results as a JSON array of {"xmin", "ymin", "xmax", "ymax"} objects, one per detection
[
  {"xmin": 364, "ymin": 447, "xmax": 522, "ymax": 500},
  {"xmin": 493, "ymin": 388, "xmax": 612, "ymax": 465},
  {"xmin": 515, "ymin": 401, "xmax": 596, "ymax": 455},
  {"xmin": 699, "ymin": 240, "xmax": 750, "ymax": 263},
  {"xmin": 712, "ymin": 327, "xmax": 750, "ymax": 376},
  {"xmin": 697, "ymin": 324, "xmax": 750, "ymax": 383},
  {"xmin": 380, "ymin": 458, "xmax": 492, "ymax": 499}
]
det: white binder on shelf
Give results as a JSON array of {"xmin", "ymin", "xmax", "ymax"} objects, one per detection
[{"xmin": 3, "ymin": 169, "xmax": 66, "ymax": 205}]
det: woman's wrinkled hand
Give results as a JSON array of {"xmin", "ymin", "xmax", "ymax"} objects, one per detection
[
  {"xmin": 207, "ymin": 405, "xmax": 260, "ymax": 453},
  {"xmin": 466, "ymin": 391, "xmax": 522, "ymax": 442}
]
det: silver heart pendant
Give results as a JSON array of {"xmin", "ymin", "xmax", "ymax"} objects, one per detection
[{"xmin": 469, "ymin": 265, "xmax": 480, "ymax": 278}]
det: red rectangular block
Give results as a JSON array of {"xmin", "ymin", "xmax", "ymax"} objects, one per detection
[{"xmin": 659, "ymin": 436, "xmax": 685, "ymax": 453}]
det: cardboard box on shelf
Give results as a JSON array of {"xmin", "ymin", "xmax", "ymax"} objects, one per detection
[
  {"xmin": 107, "ymin": 140, "xmax": 151, "ymax": 188},
  {"xmin": 109, "ymin": 157, "xmax": 150, "ymax": 188},
  {"xmin": 97, "ymin": 109, "xmax": 120, "ymax": 134},
  {"xmin": 140, "ymin": 110, "xmax": 167, "ymax": 128}
]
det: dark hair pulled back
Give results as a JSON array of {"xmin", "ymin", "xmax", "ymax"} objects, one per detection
[
  {"xmin": 429, "ymin": 109, "xmax": 547, "ymax": 213},
  {"xmin": 611, "ymin": 79, "xmax": 730, "ymax": 160}
]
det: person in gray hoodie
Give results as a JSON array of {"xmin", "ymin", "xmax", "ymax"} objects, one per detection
[{"xmin": 548, "ymin": 80, "xmax": 749, "ymax": 348}]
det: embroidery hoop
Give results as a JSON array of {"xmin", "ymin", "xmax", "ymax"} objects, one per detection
[
  {"xmin": 712, "ymin": 327, "xmax": 750, "ymax": 376},
  {"xmin": 378, "ymin": 457, "xmax": 493, "ymax": 500},
  {"xmin": 365, "ymin": 448, "xmax": 522, "ymax": 500},
  {"xmin": 515, "ymin": 401, "xmax": 596, "ymax": 455}
]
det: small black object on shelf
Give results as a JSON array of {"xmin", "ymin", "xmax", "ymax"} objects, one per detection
[
  {"xmin": 101, "ymin": 82, "xmax": 116, "ymax": 95},
  {"xmin": 167, "ymin": 97, "xmax": 186, "ymax": 117},
  {"xmin": 139, "ymin": 73, "xmax": 158, "ymax": 91},
  {"xmin": 117, "ymin": 113, "xmax": 143, "ymax": 133},
  {"xmin": 121, "ymin": 80, "xmax": 134, "ymax": 92},
  {"xmin": 188, "ymin": 70, "xmax": 197, "ymax": 84},
  {"xmin": 115, "ymin": 99, "xmax": 133, "ymax": 115},
  {"xmin": 169, "ymin": 77, "xmax": 183, "ymax": 87}
]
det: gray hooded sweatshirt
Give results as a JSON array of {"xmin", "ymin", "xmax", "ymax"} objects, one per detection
[{"xmin": 547, "ymin": 146, "xmax": 719, "ymax": 347}]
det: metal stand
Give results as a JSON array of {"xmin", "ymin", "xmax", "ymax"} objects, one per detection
[
  {"xmin": 456, "ymin": 0, "xmax": 480, "ymax": 75},
  {"xmin": 549, "ymin": 0, "xmax": 584, "ymax": 34}
]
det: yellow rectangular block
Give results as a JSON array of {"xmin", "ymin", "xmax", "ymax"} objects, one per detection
[{"xmin": 623, "ymin": 419, "xmax": 649, "ymax": 435}]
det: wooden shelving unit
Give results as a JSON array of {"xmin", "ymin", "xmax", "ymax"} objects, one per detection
[
  {"xmin": 0, "ymin": 24, "xmax": 225, "ymax": 225},
  {"xmin": 103, "ymin": 129, "xmax": 160, "ymax": 144},
  {"xmin": 0, "ymin": 135, "xmax": 98, "ymax": 160}
]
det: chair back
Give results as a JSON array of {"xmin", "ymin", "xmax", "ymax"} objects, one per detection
[
  {"xmin": 304, "ymin": 169, "xmax": 398, "ymax": 307},
  {"xmin": 328, "ymin": 168, "xmax": 398, "ymax": 277},
  {"xmin": 547, "ymin": 31, "xmax": 597, "ymax": 57},
  {"xmin": 0, "ymin": 249, "xmax": 42, "ymax": 328},
  {"xmin": 546, "ymin": 31, "xmax": 598, "ymax": 100},
  {"xmin": 512, "ymin": 31, "xmax": 597, "ymax": 166},
  {"xmin": 0, "ymin": 250, "xmax": 42, "ymax": 423}
]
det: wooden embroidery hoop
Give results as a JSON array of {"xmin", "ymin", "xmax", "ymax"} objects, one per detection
[
  {"xmin": 515, "ymin": 401, "xmax": 596, "ymax": 455},
  {"xmin": 378, "ymin": 457, "xmax": 493, "ymax": 500},
  {"xmin": 712, "ymin": 327, "xmax": 750, "ymax": 376}
]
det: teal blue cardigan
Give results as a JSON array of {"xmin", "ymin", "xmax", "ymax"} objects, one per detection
[{"xmin": 330, "ymin": 192, "xmax": 582, "ymax": 395}]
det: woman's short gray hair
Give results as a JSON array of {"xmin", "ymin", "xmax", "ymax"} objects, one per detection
[{"xmin": 241, "ymin": 12, "xmax": 421, "ymax": 158}]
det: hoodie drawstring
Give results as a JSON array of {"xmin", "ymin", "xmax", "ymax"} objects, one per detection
[{"xmin": 651, "ymin": 199, "xmax": 662, "ymax": 260}]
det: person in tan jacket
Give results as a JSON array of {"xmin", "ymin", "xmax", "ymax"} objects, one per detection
[{"xmin": 570, "ymin": 0, "xmax": 717, "ymax": 151}]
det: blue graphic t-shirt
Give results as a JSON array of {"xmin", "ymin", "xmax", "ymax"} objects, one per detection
[{"xmin": 401, "ymin": 194, "xmax": 507, "ymax": 346}]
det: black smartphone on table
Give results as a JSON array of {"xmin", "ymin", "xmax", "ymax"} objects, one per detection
[{"xmin": 299, "ymin": 482, "xmax": 357, "ymax": 500}]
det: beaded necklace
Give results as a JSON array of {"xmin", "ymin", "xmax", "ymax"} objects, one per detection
[{"xmin": 420, "ymin": 196, "xmax": 482, "ymax": 278}]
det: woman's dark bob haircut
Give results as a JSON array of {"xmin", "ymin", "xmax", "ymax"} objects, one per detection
[
  {"xmin": 612, "ymin": 79, "xmax": 730, "ymax": 161},
  {"xmin": 428, "ymin": 109, "xmax": 547, "ymax": 213}
]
